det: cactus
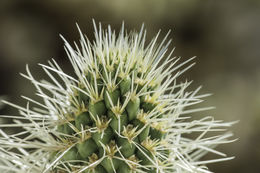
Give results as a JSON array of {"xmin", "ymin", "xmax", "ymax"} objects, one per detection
[{"xmin": 0, "ymin": 22, "xmax": 235, "ymax": 173}]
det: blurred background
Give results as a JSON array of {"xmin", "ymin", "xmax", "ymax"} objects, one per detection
[{"xmin": 0, "ymin": 0, "xmax": 259, "ymax": 172}]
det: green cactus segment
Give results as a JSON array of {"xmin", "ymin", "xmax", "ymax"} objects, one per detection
[
  {"xmin": 84, "ymin": 165, "xmax": 107, "ymax": 173},
  {"xmin": 136, "ymin": 148, "xmax": 154, "ymax": 165},
  {"xmin": 119, "ymin": 75, "xmax": 131, "ymax": 96},
  {"xmin": 57, "ymin": 121, "xmax": 75, "ymax": 135},
  {"xmin": 135, "ymin": 78, "xmax": 147, "ymax": 93},
  {"xmin": 95, "ymin": 78, "xmax": 104, "ymax": 93},
  {"xmin": 98, "ymin": 141, "xmax": 120, "ymax": 173},
  {"xmin": 77, "ymin": 138, "xmax": 98, "ymax": 159},
  {"xmin": 88, "ymin": 73, "xmax": 103, "ymax": 91},
  {"xmin": 75, "ymin": 112, "xmax": 92, "ymax": 129},
  {"xmin": 159, "ymin": 149, "xmax": 170, "ymax": 160},
  {"xmin": 141, "ymin": 102, "xmax": 156, "ymax": 112},
  {"xmin": 101, "ymin": 157, "xmax": 119, "ymax": 173},
  {"xmin": 63, "ymin": 147, "xmax": 81, "ymax": 161},
  {"xmin": 108, "ymin": 110, "xmax": 128, "ymax": 132},
  {"xmin": 64, "ymin": 122, "xmax": 75, "ymax": 135},
  {"xmin": 117, "ymin": 137, "xmax": 136, "ymax": 158},
  {"xmin": 116, "ymin": 162, "xmax": 132, "ymax": 173},
  {"xmin": 89, "ymin": 100, "xmax": 106, "ymax": 118},
  {"xmin": 150, "ymin": 127, "xmax": 165, "ymax": 140},
  {"xmin": 77, "ymin": 89, "xmax": 89, "ymax": 104},
  {"xmin": 126, "ymin": 96, "xmax": 140, "ymax": 121},
  {"xmin": 101, "ymin": 68, "xmax": 116, "ymax": 83},
  {"xmin": 92, "ymin": 127, "xmax": 113, "ymax": 147},
  {"xmin": 91, "ymin": 165, "xmax": 107, "ymax": 173},
  {"xmin": 132, "ymin": 119, "xmax": 150, "ymax": 142},
  {"xmin": 104, "ymin": 89, "xmax": 120, "ymax": 109},
  {"xmin": 141, "ymin": 97, "xmax": 157, "ymax": 112}
]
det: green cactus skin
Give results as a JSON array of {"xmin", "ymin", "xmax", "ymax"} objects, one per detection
[
  {"xmin": 77, "ymin": 138, "xmax": 98, "ymax": 159},
  {"xmin": 75, "ymin": 112, "xmax": 92, "ymax": 129},
  {"xmin": 92, "ymin": 126, "xmax": 113, "ymax": 147},
  {"xmin": 63, "ymin": 147, "xmax": 81, "ymax": 161}
]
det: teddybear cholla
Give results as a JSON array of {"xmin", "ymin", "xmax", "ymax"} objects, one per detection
[{"xmin": 0, "ymin": 22, "xmax": 234, "ymax": 173}]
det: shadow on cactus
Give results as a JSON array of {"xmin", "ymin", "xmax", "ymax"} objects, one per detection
[{"xmin": 0, "ymin": 21, "xmax": 235, "ymax": 173}]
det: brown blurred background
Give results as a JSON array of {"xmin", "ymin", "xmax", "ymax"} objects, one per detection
[{"xmin": 0, "ymin": 0, "xmax": 259, "ymax": 172}]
